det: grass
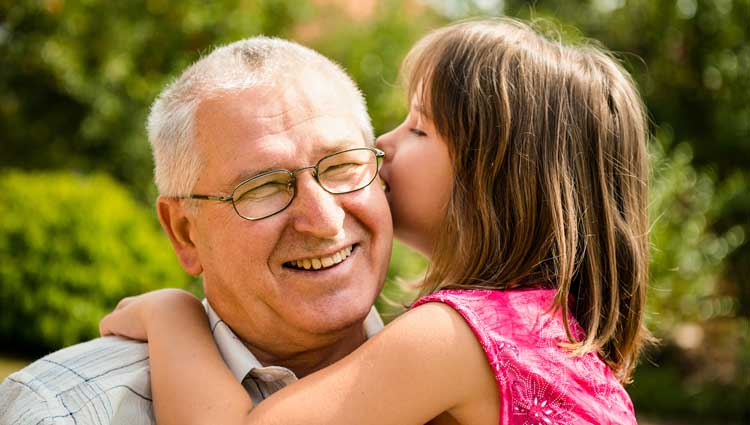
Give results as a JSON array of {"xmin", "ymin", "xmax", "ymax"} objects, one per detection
[{"xmin": 0, "ymin": 355, "xmax": 31, "ymax": 380}]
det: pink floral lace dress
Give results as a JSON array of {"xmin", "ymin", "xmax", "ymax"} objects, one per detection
[{"xmin": 412, "ymin": 289, "xmax": 637, "ymax": 425}]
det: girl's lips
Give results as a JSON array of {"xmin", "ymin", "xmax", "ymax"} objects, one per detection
[
  {"xmin": 378, "ymin": 172, "xmax": 390, "ymax": 193},
  {"xmin": 380, "ymin": 178, "xmax": 390, "ymax": 193}
]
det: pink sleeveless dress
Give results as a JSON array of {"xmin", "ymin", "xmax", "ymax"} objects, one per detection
[{"xmin": 412, "ymin": 289, "xmax": 637, "ymax": 425}]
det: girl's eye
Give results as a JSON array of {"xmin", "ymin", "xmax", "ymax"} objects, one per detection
[{"xmin": 410, "ymin": 128, "xmax": 427, "ymax": 137}]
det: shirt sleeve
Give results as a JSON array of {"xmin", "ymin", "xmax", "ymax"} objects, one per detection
[
  {"xmin": 0, "ymin": 371, "xmax": 67, "ymax": 425},
  {"xmin": 0, "ymin": 337, "xmax": 155, "ymax": 425}
]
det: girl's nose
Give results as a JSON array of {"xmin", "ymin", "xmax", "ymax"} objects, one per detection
[{"xmin": 375, "ymin": 130, "xmax": 394, "ymax": 157}]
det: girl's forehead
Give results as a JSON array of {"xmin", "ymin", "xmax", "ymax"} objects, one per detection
[
  {"xmin": 410, "ymin": 98, "xmax": 425, "ymax": 114},
  {"xmin": 408, "ymin": 78, "xmax": 435, "ymax": 118},
  {"xmin": 409, "ymin": 91, "xmax": 429, "ymax": 116}
]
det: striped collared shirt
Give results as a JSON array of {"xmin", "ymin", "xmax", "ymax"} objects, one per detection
[{"xmin": 0, "ymin": 302, "xmax": 384, "ymax": 425}]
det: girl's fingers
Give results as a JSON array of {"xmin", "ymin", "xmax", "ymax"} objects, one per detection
[
  {"xmin": 99, "ymin": 289, "xmax": 197, "ymax": 341},
  {"xmin": 98, "ymin": 313, "xmax": 112, "ymax": 336},
  {"xmin": 99, "ymin": 301, "xmax": 148, "ymax": 341},
  {"xmin": 99, "ymin": 311, "xmax": 122, "ymax": 337},
  {"xmin": 114, "ymin": 296, "xmax": 136, "ymax": 311}
]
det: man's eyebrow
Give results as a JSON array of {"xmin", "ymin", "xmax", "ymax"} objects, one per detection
[
  {"xmin": 223, "ymin": 139, "xmax": 364, "ymax": 190},
  {"xmin": 227, "ymin": 167, "xmax": 280, "ymax": 189}
]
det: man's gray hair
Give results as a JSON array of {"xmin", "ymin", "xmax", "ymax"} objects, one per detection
[{"xmin": 147, "ymin": 37, "xmax": 374, "ymax": 196}]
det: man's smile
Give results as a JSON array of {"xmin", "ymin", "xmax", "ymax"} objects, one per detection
[{"xmin": 284, "ymin": 244, "xmax": 355, "ymax": 270}]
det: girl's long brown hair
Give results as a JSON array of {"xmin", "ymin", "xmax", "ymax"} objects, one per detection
[{"xmin": 404, "ymin": 18, "xmax": 652, "ymax": 383}]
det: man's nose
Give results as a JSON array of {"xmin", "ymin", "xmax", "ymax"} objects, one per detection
[{"xmin": 288, "ymin": 174, "xmax": 345, "ymax": 238}]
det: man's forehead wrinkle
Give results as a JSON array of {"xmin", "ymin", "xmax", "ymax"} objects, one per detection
[
  {"xmin": 221, "ymin": 126, "xmax": 361, "ymax": 190},
  {"xmin": 262, "ymin": 86, "xmax": 359, "ymax": 144},
  {"xmin": 196, "ymin": 74, "xmax": 363, "ymax": 193}
]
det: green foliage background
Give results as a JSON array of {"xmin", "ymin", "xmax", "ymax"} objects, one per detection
[
  {"xmin": 1, "ymin": 0, "xmax": 748, "ymax": 422},
  {"xmin": 0, "ymin": 170, "xmax": 196, "ymax": 354}
]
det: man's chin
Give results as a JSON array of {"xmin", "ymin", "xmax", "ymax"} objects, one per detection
[{"xmin": 299, "ymin": 304, "xmax": 373, "ymax": 335}]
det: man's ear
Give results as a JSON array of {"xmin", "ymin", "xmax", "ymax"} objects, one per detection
[{"xmin": 156, "ymin": 196, "xmax": 203, "ymax": 276}]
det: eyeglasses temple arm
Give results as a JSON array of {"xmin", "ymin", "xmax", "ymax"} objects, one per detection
[{"xmin": 183, "ymin": 194, "xmax": 233, "ymax": 202}]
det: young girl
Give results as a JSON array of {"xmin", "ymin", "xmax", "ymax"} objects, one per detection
[{"xmin": 100, "ymin": 18, "xmax": 651, "ymax": 424}]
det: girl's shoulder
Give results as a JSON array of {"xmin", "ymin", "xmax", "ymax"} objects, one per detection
[
  {"xmin": 411, "ymin": 288, "xmax": 638, "ymax": 425},
  {"xmin": 413, "ymin": 287, "xmax": 557, "ymax": 307},
  {"xmin": 411, "ymin": 288, "xmax": 562, "ymax": 369},
  {"xmin": 411, "ymin": 287, "xmax": 579, "ymax": 371},
  {"xmin": 412, "ymin": 287, "xmax": 560, "ymax": 334}
]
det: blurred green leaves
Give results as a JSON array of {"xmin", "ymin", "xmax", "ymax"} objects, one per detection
[
  {"xmin": 648, "ymin": 132, "xmax": 746, "ymax": 333},
  {"xmin": 0, "ymin": 0, "xmax": 314, "ymax": 201},
  {"xmin": 0, "ymin": 170, "xmax": 195, "ymax": 353}
]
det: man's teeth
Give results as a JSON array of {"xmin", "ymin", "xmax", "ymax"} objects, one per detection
[{"xmin": 290, "ymin": 246, "xmax": 353, "ymax": 270}]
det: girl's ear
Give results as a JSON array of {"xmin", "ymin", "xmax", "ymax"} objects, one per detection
[{"xmin": 156, "ymin": 196, "xmax": 204, "ymax": 276}]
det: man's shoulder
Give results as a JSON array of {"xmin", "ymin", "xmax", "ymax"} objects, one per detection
[{"xmin": 0, "ymin": 337, "xmax": 154, "ymax": 425}]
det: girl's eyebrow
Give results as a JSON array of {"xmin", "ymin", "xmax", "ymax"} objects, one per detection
[{"xmin": 412, "ymin": 103, "xmax": 431, "ymax": 120}]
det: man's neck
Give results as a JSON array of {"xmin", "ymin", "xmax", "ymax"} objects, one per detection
[{"xmin": 244, "ymin": 322, "xmax": 367, "ymax": 378}]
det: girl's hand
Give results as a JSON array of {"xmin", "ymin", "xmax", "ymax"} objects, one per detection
[{"xmin": 99, "ymin": 288, "xmax": 202, "ymax": 342}]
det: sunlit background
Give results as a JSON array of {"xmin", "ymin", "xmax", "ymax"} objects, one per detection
[{"xmin": 1, "ymin": 1, "xmax": 748, "ymax": 423}]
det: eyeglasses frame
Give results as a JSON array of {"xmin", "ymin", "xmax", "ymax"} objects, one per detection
[{"xmin": 179, "ymin": 146, "xmax": 385, "ymax": 221}]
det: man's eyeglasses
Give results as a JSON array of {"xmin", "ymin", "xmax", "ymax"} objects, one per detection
[{"xmin": 179, "ymin": 147, "xmax": 384, "ymax": 221}]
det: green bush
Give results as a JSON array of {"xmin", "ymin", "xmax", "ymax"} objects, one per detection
[
  {"xmin": 0, "ymin": 170, "xmax": 194, "ymax": 354},
  {"xmin": 376, "ymin": 241, "xmax": 429, "ymax": 322},
  {"xmin": 647, "ymin": 132, "xmax": 746, "ymax": 335}
]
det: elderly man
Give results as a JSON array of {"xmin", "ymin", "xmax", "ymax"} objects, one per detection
[{"xmin": 0, "ymin": 37, "xmax": 392, "ymax": 424}]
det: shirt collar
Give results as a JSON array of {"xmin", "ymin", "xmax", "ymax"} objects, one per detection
[{"xmin": 203, "ymin": 300, "xmax": 384, "ymax": 382}]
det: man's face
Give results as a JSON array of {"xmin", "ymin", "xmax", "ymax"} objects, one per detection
[{"xmin": 188, "ymin": 76, "xmax": 392, "ymax": 353}]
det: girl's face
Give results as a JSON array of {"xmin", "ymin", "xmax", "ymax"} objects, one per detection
[{"xmin": 376, "ymin": 98, "xmax": 453, "ymax": 258}]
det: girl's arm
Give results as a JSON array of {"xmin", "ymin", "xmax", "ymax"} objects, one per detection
[
  {"xmin": 100, "ymin": 289, "xmax": 498, "ymax": 425},
  {"xmin": 100, "ymin": 289, "xmax": 254, "ymax": 424}
]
